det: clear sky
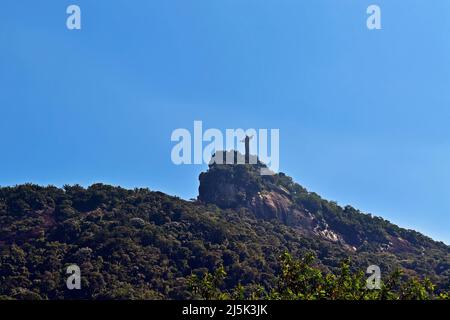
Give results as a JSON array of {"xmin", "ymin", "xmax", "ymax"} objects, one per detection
[{"xmin": 1, "ymin": 1, "xmax": 449, "ymax": 244}]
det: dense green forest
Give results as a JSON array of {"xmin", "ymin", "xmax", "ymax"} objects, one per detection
[{"xmin": 0, "ymin": 157, "xmax": 449, "ymax": 299}]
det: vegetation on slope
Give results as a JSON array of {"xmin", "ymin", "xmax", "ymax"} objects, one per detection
[
  {"xmin": 190, "ymin": 252, "xmax": 449, "ymax": 300},
  {"xmin": 0, "ymin": 160, "xmax": 448, "ymax": 299}
]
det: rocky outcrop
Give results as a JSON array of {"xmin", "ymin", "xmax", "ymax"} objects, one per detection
[
  {"xmin": 198, "ymin": 153, "xmax": 315, "ymax": 228},
  {"xmin": 197, "ymin": 150, "xmax": 450, "ymax": 263},
  {"xmin": 251, "ymin": 191, "xmax": 292, "ymax": 222}
]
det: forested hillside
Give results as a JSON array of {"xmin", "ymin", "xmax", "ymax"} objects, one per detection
[{"xmin": 0, "ymin": 157, "xmax": 448, "ymax": 299}]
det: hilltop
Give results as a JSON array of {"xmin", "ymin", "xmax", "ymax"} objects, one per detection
[{"xmin": 0, "ymin": 154, "xmax": 448, "ymax": 299}]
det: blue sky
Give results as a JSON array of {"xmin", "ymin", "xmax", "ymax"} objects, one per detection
[{"xmin": 1, "ymin": 1, "xmax": 449, "ymax": 244}]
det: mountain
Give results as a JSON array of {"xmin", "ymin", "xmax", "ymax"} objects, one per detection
[{"xmin": 0, "ymin": 152, "xmax": 448, "ymax": 299}]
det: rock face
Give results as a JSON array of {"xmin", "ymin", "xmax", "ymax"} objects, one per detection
[
  {"xmin": 198, "ymin": 151, "xmax": 266, "ymax": 209},
  {"xmin": 198, "ymin": 151, "xmax": 449, "ymax": 258},
  {"xmin": 251, "ymin": 191, "xmax": 292, "ymax": 222},
  {"xmin": 198, "ymin": 152, "xmax": 316, "ymax": 228},
  {"xmin": 198, "ymin": 151, "xmax": 289, "ymax": 222}
]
